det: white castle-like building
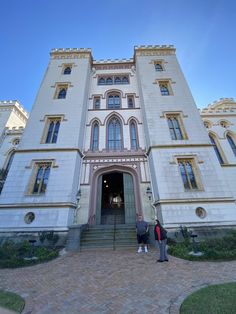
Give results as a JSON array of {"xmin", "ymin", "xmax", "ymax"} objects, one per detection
[{"xmin": 0, "ymin": 45, "xmax": 236, "ymax": 236}]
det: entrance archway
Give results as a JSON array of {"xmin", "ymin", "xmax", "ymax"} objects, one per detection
[
  {"xmin": 96, "ymin": 171, "xmax": 136, "ymax": 225},
  {"xmin": 88, "ymin": 165, "xmax": 142, "ymax": 225},
  {"xmin": 100, "ymin": 172, "xmax": 125, "ymax": 224}
]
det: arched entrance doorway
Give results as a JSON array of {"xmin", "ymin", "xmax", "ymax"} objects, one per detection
[{"xmin": 95, "ymin": 171, "xmax": 137, "ymax": 225}]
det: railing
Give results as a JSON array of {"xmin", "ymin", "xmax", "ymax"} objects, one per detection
[{"xmin": 113, "ymin": 208, "xmax": 117, "ymax": 251}]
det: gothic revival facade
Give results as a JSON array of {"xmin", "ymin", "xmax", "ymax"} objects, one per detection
[{"xmin": 0, "ymin": 46, "xmax": 235, "ymax": 234}]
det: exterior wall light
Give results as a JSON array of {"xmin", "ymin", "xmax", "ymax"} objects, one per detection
[{"xmin": 146, "ymin": 186, "xmax": 152, "ymax": 200}]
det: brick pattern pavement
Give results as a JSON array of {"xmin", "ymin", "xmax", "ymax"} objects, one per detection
[{"xmin": 0, "ymin": 249, "xmax": 236, "ymax": 314}]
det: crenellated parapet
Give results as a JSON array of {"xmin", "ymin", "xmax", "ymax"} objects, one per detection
[
  {"xmin": 201, "ymin": 98, "xmax": 236, "ymax": 115},
  {"xmin": 0, "ymin": 100, "xmax": 29, "ymax": 121},
  {"xmin": 134, "ymin": 44, "xmax": 176, "ymax": 58},
  {"xmin": 50, "ymin": 48, "xmax": 92, "ymax": 61}
]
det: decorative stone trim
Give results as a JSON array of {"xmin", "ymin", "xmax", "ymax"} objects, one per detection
[
  {"xmin": 40, "ymin": 114, "xmax": 67, "ymax": 122},
  {"xmin": 17, "ymin": 148, "xmax": 83, "ymax": 156},
  {"xmin": 0, "ymin": 202, "xmax": 76, "ymax": 208},
  {"xmin": 154, "ymin": 197, "xmax": 235, "ymax": 205},
  {"xmin": 146, "ymin": 144, "xmax": 213, "ymax": 155},
  {"xmin": 25, "ymin": 159, "xmax": 58, "ymax": 169}
]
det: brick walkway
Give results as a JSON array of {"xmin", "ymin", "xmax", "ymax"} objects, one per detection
[{"xmin": 0, "ymin": 249, "xmax": 236, "ymax": 314}]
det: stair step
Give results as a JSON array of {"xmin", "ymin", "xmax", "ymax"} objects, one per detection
[{"xmin": 80, "ymin": 224, "xmax": 137, "ymax": 250}]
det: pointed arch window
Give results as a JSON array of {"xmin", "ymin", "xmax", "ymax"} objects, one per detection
[
  {"xmin": 227, "ymin": 134, "xmax": 236, "ymax": 156},
  {"xmin": 122, "ymin": 76, "xmax": 129, "ymax": 84},
  {"xmin": 98, "ymin": 77, "xmax": 105, "ymax": 85},
  {"xmin": 33, "ymin": 163, "xmax": 51, "ymax": 194},
  {"xmin": 107, "ymin": 117, "xmax": 122, "ymax": 150},
  {"xmin": 91, "ymin": 122, "xmax": 99, "ymax": 151},
  {"xmin": 58, "ymin": 88, "xmax": 67, "ymax": 99},
  {"xmin": 160, "ymin": 84, "xmax": 170, "ymax": 96},
  {"xmin": 128, "ymin": 96, "xmax": 134, "ymax": 108},
  {"xmin": 45, "ymin": 119, "xmax": 60, "ymax": 143},
  {"xmin": 178, "ymin": 159, "xmax": 198, "ymax": 190},
  {"xmin": 106, "ymin": 77, "xmax": 113, "ymax": 85},
  {"xmin": 155, "ymin": 63, "xmax": 163, "ymax": 71},
  {"xmin": 167, "ymin": 116, "xmax": 183, "ymax": 140},
  {"xmin": 63, "ymin": 67, "xmax": 71, "ymax": 75},
  {"xmin": 209, "ymin": 134, "xmax": 224, "ymax": 164},
  {"xmin": 114, "ymin": 77, "xmax": 121, "ymax": 84},
  {"xmin": 107, "ymin": 93, "xmax": 121, "ymax": 109},
  {"xmin": 130, "ymin": 121, "xmax": 138, "ymax": 150},
  {"xmin": 5, "ymin": 151, "xmax": 15, "ymax": 173},
  {"xmin": 94, "ymin": 97, "xmax": 101, "ymax": 109}
]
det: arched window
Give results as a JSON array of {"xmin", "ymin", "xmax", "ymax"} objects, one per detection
[
  {"xmin": 203, "ymin": 121, "xmax": 211, "ymax": 129},
  {"xmin": 167, "ymin": 117, "xmax": 183, "ymax": 140},
  {"xmin": 107, "ymin": 117, "xmax": 122, "ymax": 150},
  {"xmin": 63, "ymin": 67, "xmax": 71, "ymax": 75},
  {"xmin": 130, "ymin": 121, "xmax": 138, "ymax": 150},
  {"xmin": 227, "ymin": 134, "xmax": 236, "ymax": 156},
  {"xmin": 33, "ymin": 163, "xmax": 51, "ymax": 194},
  {"xmin": 160, "ymin": 84, "xmax": 170, "ymax": 96},
  {"xmin": 107, "ymin": 93, "xmax": 121, "ymax": 109},
  {"xmin": 128, "ymin": 96, "xmax": 134, "ymax": 108},
  {"xmin": 58, "ymin": 88, "xmax": 67, "ymax": 99},
  {"xmin": 209, "ymin": 134, "xmax": 224, "ymax": 164},
  {"xmin": 155, "ymin": 63, "xmax": 163, "ymax": 71},
  {"xmin": 178, "ymin": 160, "xmax": 198, "ymax": 190},
  {"xmin": 98, "ymin": 77, "xmax": 105, "ymax": 85},
  {"xmin": 5, "ymin": 151, "xmax": 15, "ymax": 173},
  {"xmin": 122, "ymin": 77, "xmax": 129, "ymax": 84},
  {"xmin": 91, "ymin": 122, "xmax": 99, "ymax": 151},
  {"xmin": 114, "ymin": 77, "xmax": 121, "ymax": 84},
  {"xmin": 46, "ymin": 120, "xmax": 60, "ymax": 143},
  {"xmin": 106, "ymin": 77, "xmax": 113, "ymax": 85}
]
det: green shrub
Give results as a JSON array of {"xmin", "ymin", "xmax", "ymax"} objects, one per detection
[
  {"xmin": 0, "ymin": 240, "xmax": 59, "ymax": 268},
  {"xmin": 169, "ymin": 229, "xmax": 236, "ymax": 261}
]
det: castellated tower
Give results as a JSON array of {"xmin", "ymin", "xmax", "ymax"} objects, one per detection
[
  {"xmin": 0, "ymin": 49, "xmax": 92, "ymax": 231},
  {"xmin": 0, "ymin": 46, "xmax": 235, "ymax": 235}
]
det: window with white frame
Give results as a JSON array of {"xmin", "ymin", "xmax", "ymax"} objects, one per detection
[
  {"xmin": 98, "ymin": 75, "xmax": 129, "ymax": 85},
  {"xmin": 94, "ymin": 97, "xmax": 101, "ymax": 109},
  {"xmin": 107, "ymin": 92, "xmax": 121, "ymax": 109},
  {"xmin": 91, "ymin": 122, "xmax": 99, "ymax": 151},
  {"xmin": 107, "ymin": 116, "xmax": 123, "ymax": 150},
  {"xmin": 130, "ymin": 120, "xmax": 138, "ymax": 150},
  {"xmin": 127, "ymin": 96, "xmax": 135, "ymax": 108}
]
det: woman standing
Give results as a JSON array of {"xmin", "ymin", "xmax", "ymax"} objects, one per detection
[{"xmin": 154, "ymin": 219, "xmax": 168, "ymax": 262}]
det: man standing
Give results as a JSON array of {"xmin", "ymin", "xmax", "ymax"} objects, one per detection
[{"xmin": 136, "ymin": 214, "xmax": 149, "ymax": 253}]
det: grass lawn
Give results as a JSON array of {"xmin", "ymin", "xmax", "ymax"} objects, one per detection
[
  {"xmin": 180, "ymin": 282, "xmax": 236, "ymax": 314},
  {"xmin": 0, "ymin": 290, "xmax": 25, "ymax": 313}
]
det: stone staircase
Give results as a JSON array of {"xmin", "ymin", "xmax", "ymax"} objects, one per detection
[{"xmin": 80, "ymin": 224, "xmax": 137, "ymax": 250}]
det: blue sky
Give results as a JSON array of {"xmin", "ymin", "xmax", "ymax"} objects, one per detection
[{"xmin": 1, "ymin": 0, "xmax": 236, "ymax": 112}]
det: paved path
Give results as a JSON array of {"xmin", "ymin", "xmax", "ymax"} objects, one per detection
[
  {"xmin": 0, "ymin": 249, "xmax": 236, "ymax": 314},
  {"xmin": 0, "ymin": 307, "xmax": 17, "ymax": 314}
]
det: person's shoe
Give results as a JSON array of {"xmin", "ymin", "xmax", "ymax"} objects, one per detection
[
  {"xmin": 156, "ymin": 260, "xmax": 164, "ymax": 262},
  {"xmin": 165, "ymin": 259, "xmax": 169, "ymax": 262},
  {"xmin": 144, "ymin": 246, "xmax": 148, "ymax": 253},
  {"xmin": 137, "ymin": 247, "xmax": 142, "ymax": 253}
]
